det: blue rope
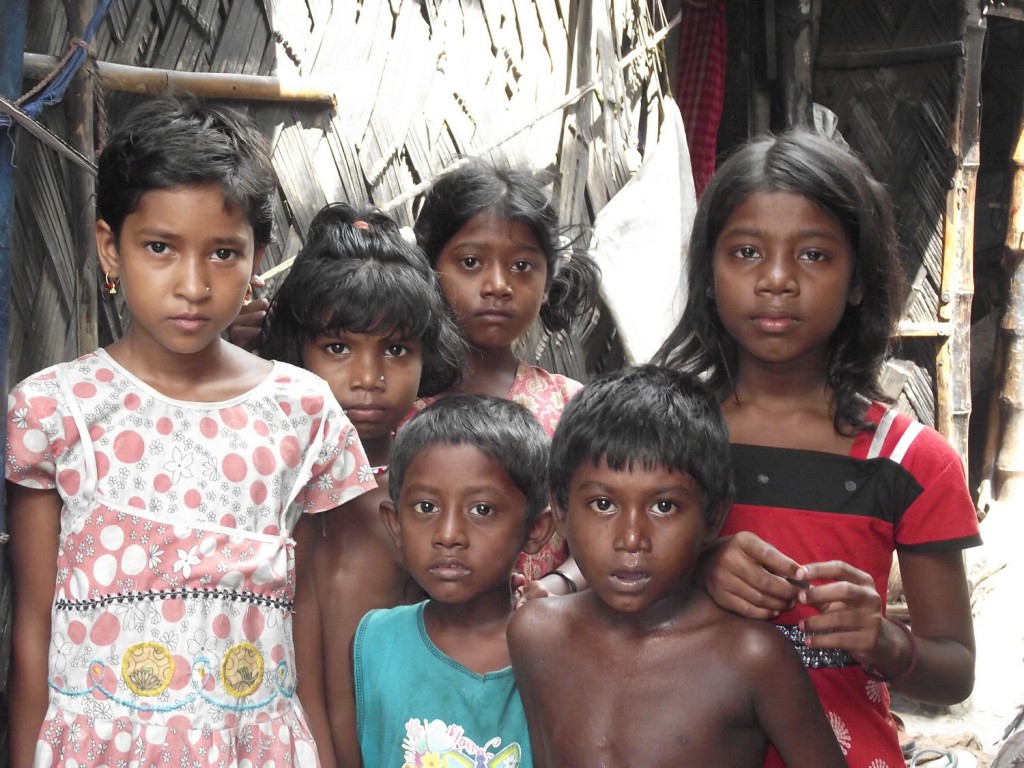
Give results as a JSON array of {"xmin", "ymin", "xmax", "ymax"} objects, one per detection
[{"xmin": 0, "ymin": 0, "xmax": 112, "ymax": 126}]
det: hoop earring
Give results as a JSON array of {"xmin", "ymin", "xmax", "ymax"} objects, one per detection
[
  {"xmin": 244, "ymin": 285, "xmax": 253, "ymax": 302},
  {"xmin": 104, "ymin": 273, "xmax": 119, "ymax": 296}
]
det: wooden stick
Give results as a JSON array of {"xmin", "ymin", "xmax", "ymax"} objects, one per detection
[
  {"xmin": 22, "ymin": 52, "xmax": 336, "ymax": 105},
  {"xmin": 935, "ymin": 5, "xmax": 984, "ymax": 464},
  {"xmin": 994, "ymin": 101, "xmax": 1024, "ymax": 503},
  {"xmin": 70, "ymin": 1, "xmax": 98, "ymax": 357}
]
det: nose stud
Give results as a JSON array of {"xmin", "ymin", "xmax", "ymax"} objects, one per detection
[{"xmin": 379, "ymin": 374, "xmax": 385, "ymax": 382}]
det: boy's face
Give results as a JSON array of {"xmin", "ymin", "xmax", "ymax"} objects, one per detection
[
  {"xmin": 558, "ymin": 456, "xmax": 712, "ymax": 615},
  {"xmin": 381, "ymin": 443, "xmax": 551, "ymax": 606},
  {"xmin": 96, "ymin": 182, "xmax": 264, "ymax": 359}
]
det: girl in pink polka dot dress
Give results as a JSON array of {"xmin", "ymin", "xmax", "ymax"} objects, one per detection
[{"xmin": 4, "ymin": 97, "xmax": 375, "ymax": 767}]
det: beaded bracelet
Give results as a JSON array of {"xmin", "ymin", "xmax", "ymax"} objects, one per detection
[
  {"xmin": 547, "ymin": 569, "xmax": 578, "ymax": 594},
  {"xmin": 862, "ymin": 619, "xmax": 919, "ymax": 684}
]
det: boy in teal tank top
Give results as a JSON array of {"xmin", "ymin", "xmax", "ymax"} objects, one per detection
[{"xmin": 350, "ymin": 395, "xmax": 553, "ymax": 768}]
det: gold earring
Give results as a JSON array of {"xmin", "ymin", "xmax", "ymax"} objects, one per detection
[{"xmin": 104, "ymin": 273, "xmax": 119, "ymax": 295}]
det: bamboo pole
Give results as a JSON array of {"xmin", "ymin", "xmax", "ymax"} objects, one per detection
[
  {"xmin": 935, "ymin": 4, "xmax": 984, "ymax": 465},
  {"xmin": 776, "ymin": 0, "xmax": 814, "ymax": 128},
  {"xmin": 994, "ymin": 105, "xmax": 1024, "ymax": 503},
  {"xmin": 70, "ymin": 2, "xmax": 98, "ymax": 357},
  {"xmin": 22, "ymin": 52, "xmax": 335, "ymax": 105}
]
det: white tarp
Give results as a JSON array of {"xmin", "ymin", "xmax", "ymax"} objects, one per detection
[{"xmin": 592, "ymin": 99, "xmax": 697, "ymax": 363}]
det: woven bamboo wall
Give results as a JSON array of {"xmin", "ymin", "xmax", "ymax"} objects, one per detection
[
  {"xmin": 6, "ymin": 0, "xmax": 674, "ymax": 390},
  {"xmin": 813, "ymin": 0, "xmax": 980, "ymax": 456}
]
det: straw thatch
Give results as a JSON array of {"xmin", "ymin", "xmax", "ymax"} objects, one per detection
[{"xmin": 7, "ymin": 0, "xmax": 676, "ymax": 390}]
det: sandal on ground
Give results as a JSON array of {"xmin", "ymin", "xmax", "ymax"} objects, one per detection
[{"xmin": 908, "ymin": 749, "xmax": 958, "ymax": 767}]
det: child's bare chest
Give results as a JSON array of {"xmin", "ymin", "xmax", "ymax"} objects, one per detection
[{"xmin": 537, "ymin": 635, "xmax": 767, "ymax": 767}]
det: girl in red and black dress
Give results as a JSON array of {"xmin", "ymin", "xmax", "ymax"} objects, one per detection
[{"xmin": 655, "ymin": 129, "xmax": 980, "ymax": 767}]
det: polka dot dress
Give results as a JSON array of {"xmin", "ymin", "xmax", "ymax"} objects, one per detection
[{"xmin": 5, "ymin": 349, "xmax": 375, "ymax": 766}]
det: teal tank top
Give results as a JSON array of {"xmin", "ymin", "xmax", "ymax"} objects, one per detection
[{"xmin": 354, "ymin": 601, "xmax": 532, "ymax": 768}]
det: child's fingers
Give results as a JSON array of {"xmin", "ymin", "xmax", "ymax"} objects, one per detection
[
  {"xmin": 799, "ymin": 606, "xmax": 885, "ymax": 659},
  {"xmin": 513, "ymin": 580, "xmax": 553, "ymax": 609},
  {"xmin": 703, "ymin": 533, "xmax": 801, "ymax": 618},
  {"xmin": 798, "ymin": 559, "xmax": 874, "ymax": 587},
  {"xmin": 228, "ymin": 297, "xmax": 270, "ymax": 351},
  {"xmin": 730, "ymin": 531, "xmax": 804, "ymax": 582}
]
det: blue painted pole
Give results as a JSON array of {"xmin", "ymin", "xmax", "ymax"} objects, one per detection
[{"xmin": 1, "ymin": 0, "xmax": 29, "ymax": 571}]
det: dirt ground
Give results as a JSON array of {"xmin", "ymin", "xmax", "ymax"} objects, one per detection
[{"xmin": 892, "ymin": 494, "xmax": 1024, "ymax": 767}]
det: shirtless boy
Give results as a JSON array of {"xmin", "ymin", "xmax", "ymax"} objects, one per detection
[{"xmin": 507, "ymin": 365, "xmax": 845, "ymax": 768}]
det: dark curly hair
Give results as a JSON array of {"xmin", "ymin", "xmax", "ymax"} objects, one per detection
[{"xmin": 259, "ymin": 203, "xmax": 464, "ymax": 397}]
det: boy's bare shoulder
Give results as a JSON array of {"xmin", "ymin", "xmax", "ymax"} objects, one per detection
[
  {"xmin": 700, "ymin": 595, "xmax": 798, "ymax": 671},
  {"xmin": 508, "ymin": 594, "xmax": 580, "ymax": 652}
]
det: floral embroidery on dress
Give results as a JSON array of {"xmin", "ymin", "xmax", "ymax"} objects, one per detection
[
  {"xmin": 402, "ymin": 718, "xmax": 522, "ymax": 768},
  {"xmin": 866, "ymin": 677, "xmax": 886, "ymax": 703},
  {"xmin": 829, "ymin": 710, "xmax": 852, "ymax": 755}
]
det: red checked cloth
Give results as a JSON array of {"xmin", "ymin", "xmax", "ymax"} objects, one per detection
[{"xmin": 674, "ymin": 0, "xmax": 727, "ymax": 197}]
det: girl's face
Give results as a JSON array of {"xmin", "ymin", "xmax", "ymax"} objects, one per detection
[
  {"xmin": 96, "ymin": 182, "xmax": 262, "ymax": 361},
  {"xmin": 712, "ymin": 191, "xmax": 857, "ymax": 374},
  {"xmin": 434, "ymin": 211, "xmax": 548, "ymax": 352},
  {"xmin": 302, "ymin": 328, "xmax": 423, "ymax": 443}
]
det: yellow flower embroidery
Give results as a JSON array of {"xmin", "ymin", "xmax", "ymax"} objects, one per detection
[
  {"xmin": 221, "ymin": 641, "xmax": 264, "ymax": 698},
  {"xmin": 121, "ymin": 642, "xmax": 174, "ymax": 697}
]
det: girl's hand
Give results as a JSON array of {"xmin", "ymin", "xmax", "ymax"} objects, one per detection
[
  {"xmin": 700, "ymin": 532, "xmax": 802, "ymax": 619},
  {"xmin": 511, "ymin": 563, "xmax": 583, "ymax": 609},
  {"xmin": 228, "ymin": 275, "xmax": 269, "ymax": 352},
  {"xmin": 512, "ymin": 576, "xmax": 552, "ymax": 609},
  {"xmin": 794, "ymin": 560, "xmax": 886, "ymax": 665},
  {"xmin": 802, "ymin": 551, "xmax": 975, "ymax": 705}
]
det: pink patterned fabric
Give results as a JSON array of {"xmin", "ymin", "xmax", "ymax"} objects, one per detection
[
  {"xmin": 5, "ymin": 349, "xmax": 375, "ymax": 767},
  {"xmin": 505, "ymin": 362, "xmax": 582, "ymax": 580},
  {"xmin": 675, "ymin": 0, "xmax": 727, "ymax": 197}
]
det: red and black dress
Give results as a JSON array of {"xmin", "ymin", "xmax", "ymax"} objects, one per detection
[{"xmin": 721, "ymin": 403, "xmax": 982, "ymax": 768}]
